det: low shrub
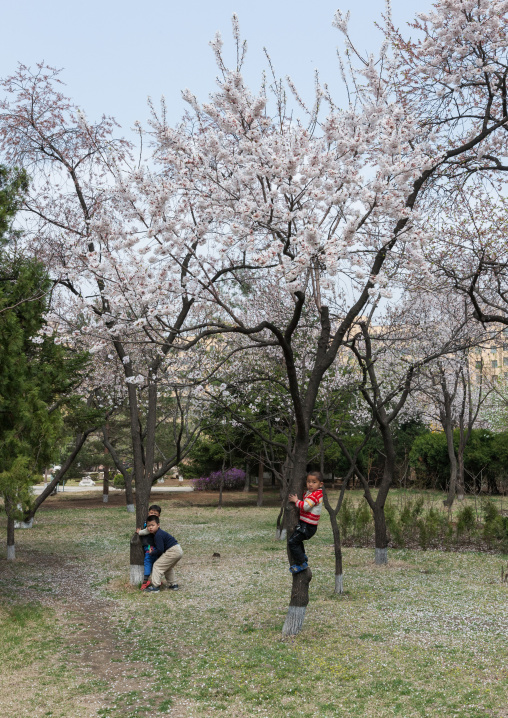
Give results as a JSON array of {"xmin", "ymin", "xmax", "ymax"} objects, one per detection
[
  {"xmin": 355, "ymin": 499, "xmax": 373, "ymax": 540},
  {"xmin": 192, "ymin": 467, "xmax": 246, "ymax": 492},
  {"xmin": 113, "ymin": 473, "xmax": 125, "ymax": 489},
  {"xmin": 339, "ymin": 493, "xmax": 508, "ymax": 553},
  {"xmin": 385, "ymin": 497, "xmax": 427, "ymax": 548},
  {"xmin": 482, "ymin": 500, "xmax": 508, "ymax": 548},
  {"xmin": 338, "ymin": 497, "xmax": 354, "ymax": 540},
  {"xmin": 456, "ymin": 505, "xmax": 477, "ymax": 537},
  {"xmin": 338, "ymin": 497, "xmax": 372, "ymax": 544}
]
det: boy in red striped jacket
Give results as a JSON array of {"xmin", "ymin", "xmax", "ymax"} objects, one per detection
[{"xmin": 288, "ymin": 471, "xmax": 324, "ymax": 573}]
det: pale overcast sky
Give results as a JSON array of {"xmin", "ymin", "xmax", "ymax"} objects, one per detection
[{"xmin": 2, "ymin": 0, "xmax": 423, "ymax": 131}]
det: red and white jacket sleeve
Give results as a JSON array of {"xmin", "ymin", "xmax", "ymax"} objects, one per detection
[{"xmin": 296, "ymin": 489, "xmax": 323, "ymax": 525}]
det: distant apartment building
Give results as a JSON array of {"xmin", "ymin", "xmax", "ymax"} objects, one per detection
[{"xmin": 472, "ymin": 327, "xmax": 508, "ymax": 383}]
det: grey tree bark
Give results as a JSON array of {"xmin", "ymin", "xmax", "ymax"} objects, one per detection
[
  {"xmin": 102, "ymin": 464, "xmax": 109, "ymax": 504},
  {"xmin": 257, "ymin": 457, "xmax": 264, "ymax": 508},
  {"xmin": 282, "ymin": 567, "xmax": 313, "ymax": 636},
  {"xmin": 243, "ymin": 464, "xmax": 250, "ymax": 492}
]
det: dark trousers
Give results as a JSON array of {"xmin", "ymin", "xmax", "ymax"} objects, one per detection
[{"xmin": 288, "ymin": 521, "xmax": 317, "ymax": 565}]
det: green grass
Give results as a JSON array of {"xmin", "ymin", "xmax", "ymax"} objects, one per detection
[{"xmin": 1, "ymin": 491, "xmax": 508, "ymax": 716}]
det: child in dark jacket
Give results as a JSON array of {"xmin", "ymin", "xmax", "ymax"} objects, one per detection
[{"xmin": 142, "ymin": 515, "xmax": 183, "ymax": 593}]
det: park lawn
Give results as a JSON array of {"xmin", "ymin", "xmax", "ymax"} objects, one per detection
[{"xmin": 0, "ymin": 492, "xmax": 508, "ymax": 718}]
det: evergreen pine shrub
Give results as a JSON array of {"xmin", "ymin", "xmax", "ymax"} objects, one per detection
[
  {"xmin": 113, "ymin": 473, "xmax": 125, "ymax": 488},
  {"xmin": 385, "ymin": 500, "xmax": 404, "ymax": 547},
  {"xmin": 456, "ymin": 505, "xmax": 477, "ymax": 537},
  {"xmin": 354, "ymin": 499, "xmax": 372, "ymax": 541},
  {"xmin": 482, "ymin": 500, "xmax": 508, "ymax": 547},
  {"xmin": 418, "ymin": 518, "xmax": 430, "ymax": 551},
  {"xmin": 338, "ymin": 497, "xmax": 354, "ymax": 540}
]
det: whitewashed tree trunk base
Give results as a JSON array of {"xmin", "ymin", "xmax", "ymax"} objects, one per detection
[
  {"xmin": 457, "ymin": 493, "xmax": 464, "ymax": 501},
  {"xmin": 275, "ymin": 528, "xmax": 287, "ymax": 541},
  {"xmin": 282, "ymin": 606, "xmax": 306, "ymax": 636},
  {"xmin": 334, "ymin": 573, "xmax": 344, "ymax": 594},
  {"xmin": 375, "ymin": 547, "xmax": 388, "ymax": 565},
  {"xmin": 14, "ymin": 519, "xmax": 33, "ymax": 529},
  {"xmin": 7, "ymin": 545, "xmax": 15, "ymax": 561},
  {"xmin": 103, "ymin": 494, "xmax": 109, "ymax": 503},
  {"xmin": 126, "ymin": 504, "xmax": 135, "ymax": 513},
  {"xmin": 130, "ymin": 564, "xmax": 144, "ymax": 585}
]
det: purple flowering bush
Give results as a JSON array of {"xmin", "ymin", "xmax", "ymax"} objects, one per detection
[{"xmin": 192, "ymin": 467, "xmax": 246, "ymax": 491}]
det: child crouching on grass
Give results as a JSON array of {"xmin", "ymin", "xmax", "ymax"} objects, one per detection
[
  {"xmin": 287, "ymin": 471, "xmax": 324, "ymax": 574},
  {"xmin": 136, "ymin": 504, "xmax": 163, "ymax": 590},
  {"xmin": 140, "ymin": 515, "xmax": 183, "ymax": 593}
]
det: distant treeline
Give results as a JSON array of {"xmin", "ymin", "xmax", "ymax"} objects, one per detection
[{"xmin": 180, "ymin": 420, "xmax": 508, "ymax": 496}]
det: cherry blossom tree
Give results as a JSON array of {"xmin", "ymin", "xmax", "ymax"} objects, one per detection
[
  {"xmin": 199, "ymin": 338, "xmax": 304, "ymax": 528},
  {"xmin": 4, "ymin": 0, "xmax": 508, "ymax": 631},
  {"xmin": 428, "ymin": 188, "xmax": 508, "ymax": 328},
  {"xmin": 413, "ymin": 294, "xmax": 494, "ymax": 507},
  {"xmin": 341, "ymin": 289, "xmax": 482, "ymax": 560},
  {"xmin": 0, "ymin": 65, "xmax": 218, "ymax": 581},
  {"xmin": 313, "ymin": 369, "xmax": 375, "ymax": 593},
  {"xmin": 422, "ymin": 354, "xmax": 493, "ymax": 506},
  {"xmin": 142, "ymin": 3, "xmax": 508, "ymax": 631}
]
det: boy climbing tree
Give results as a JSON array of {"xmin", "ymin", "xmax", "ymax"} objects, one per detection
[{"xmin": 288, "ymin": 471, "xmax": 324, "ymax": 574}]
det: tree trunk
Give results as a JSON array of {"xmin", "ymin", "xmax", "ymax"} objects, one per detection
[
  {"xmin": 369, "ymin": 423, "xmax": 396, "ymax": 565},
  {"xmin": 25, "ymin": 428, "xmax": 95, "ymax": 522},
  {"xmin": 102, "ymin": 464, "xmax": 109, "ymax": 503},
  {"xmin": 218, "ymin": 458, "xmax": 225, "ymax": 509},
  {"xmin": 125, "ymin": 383, "xmax": 147, "ymax": 527},
  {"xmin": 103, "ymin": 426, "xmax": 136, "ymax": 513},
  {"xmin": 124, "ymin": 475, "xmax": 135, "ymax": 512},
  {"xmin": 243, "ymin": 464, "xmax": 250, "ymax": 493},
  {"xmin": 7, "ymin": 517, "xmax": 15, "ymax": 561},
  {"xmin": 329, "ymin": 510, "xmax": 344, "ymax": 593},
  {"xmin": 132, "ymin": 381, "xmax": 160, "ymax": 527},
  {"xmin": 439, "ymin": 388, "xmax": 459, "ymax": 510},
  {"xmin": 6, "ymin": 497, "xmax": 15, "ymax": 561},
  {"xmin": 323, "ymin": 488, "xmax": 344, "ymax": 594},
  {"xmin": 143, "ymin": 381, "xmax": 158, "ymax": 502},
  {"xmin": 282, "ymin": 438, "xmax": 310, "ymax": 633},
  {"xmin": 282, "ymin": 568, "xmax": 313, "ymax": 636},
  {"xmin": 373, "ymin": 504, "xmax": 388, "ymax": 565},
  {"xmin": 275, "ymin": 507, "xmax": 287, "ymax": 541},
  {"xmin": 443, "ymin": 418, "xmax": 458, "ymax": 508},
  {"xmin": 129, "ymin": 474, "xmax": 150, "ymax": 583},
  {"xmin": 130, "ymin": 532, "xmax": 144, "ymax": 585},
  {"xmin": 276, "ymin": 459, "xmax": 291, "ymax": 539},
  {"xmin": 257, "ymin": 457, "xmax": 264, "ymax": 507},
  {"xmin": 457, "ymin": 415, "xmax": 468, "ymax": 501},
  {"xmin": 457, "ymin": 449, "xmax": 465, "ymax": 501},
  {"xmin": 135, "ymin": 480, "xmax": 152, "ymax": 529}
]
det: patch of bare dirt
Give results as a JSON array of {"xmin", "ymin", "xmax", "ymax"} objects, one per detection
[
  {"xmin": 0, "ymin": 549, "xmax": 153, "ymax": 714},
  {"xmin": 38, "ymin": 490, "xmax": 282, "ymax": 511}
]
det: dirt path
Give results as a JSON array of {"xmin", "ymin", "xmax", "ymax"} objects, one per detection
[{"xmin": 0, "ymin": 548, "xmax": 153, "ymax": 717}]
